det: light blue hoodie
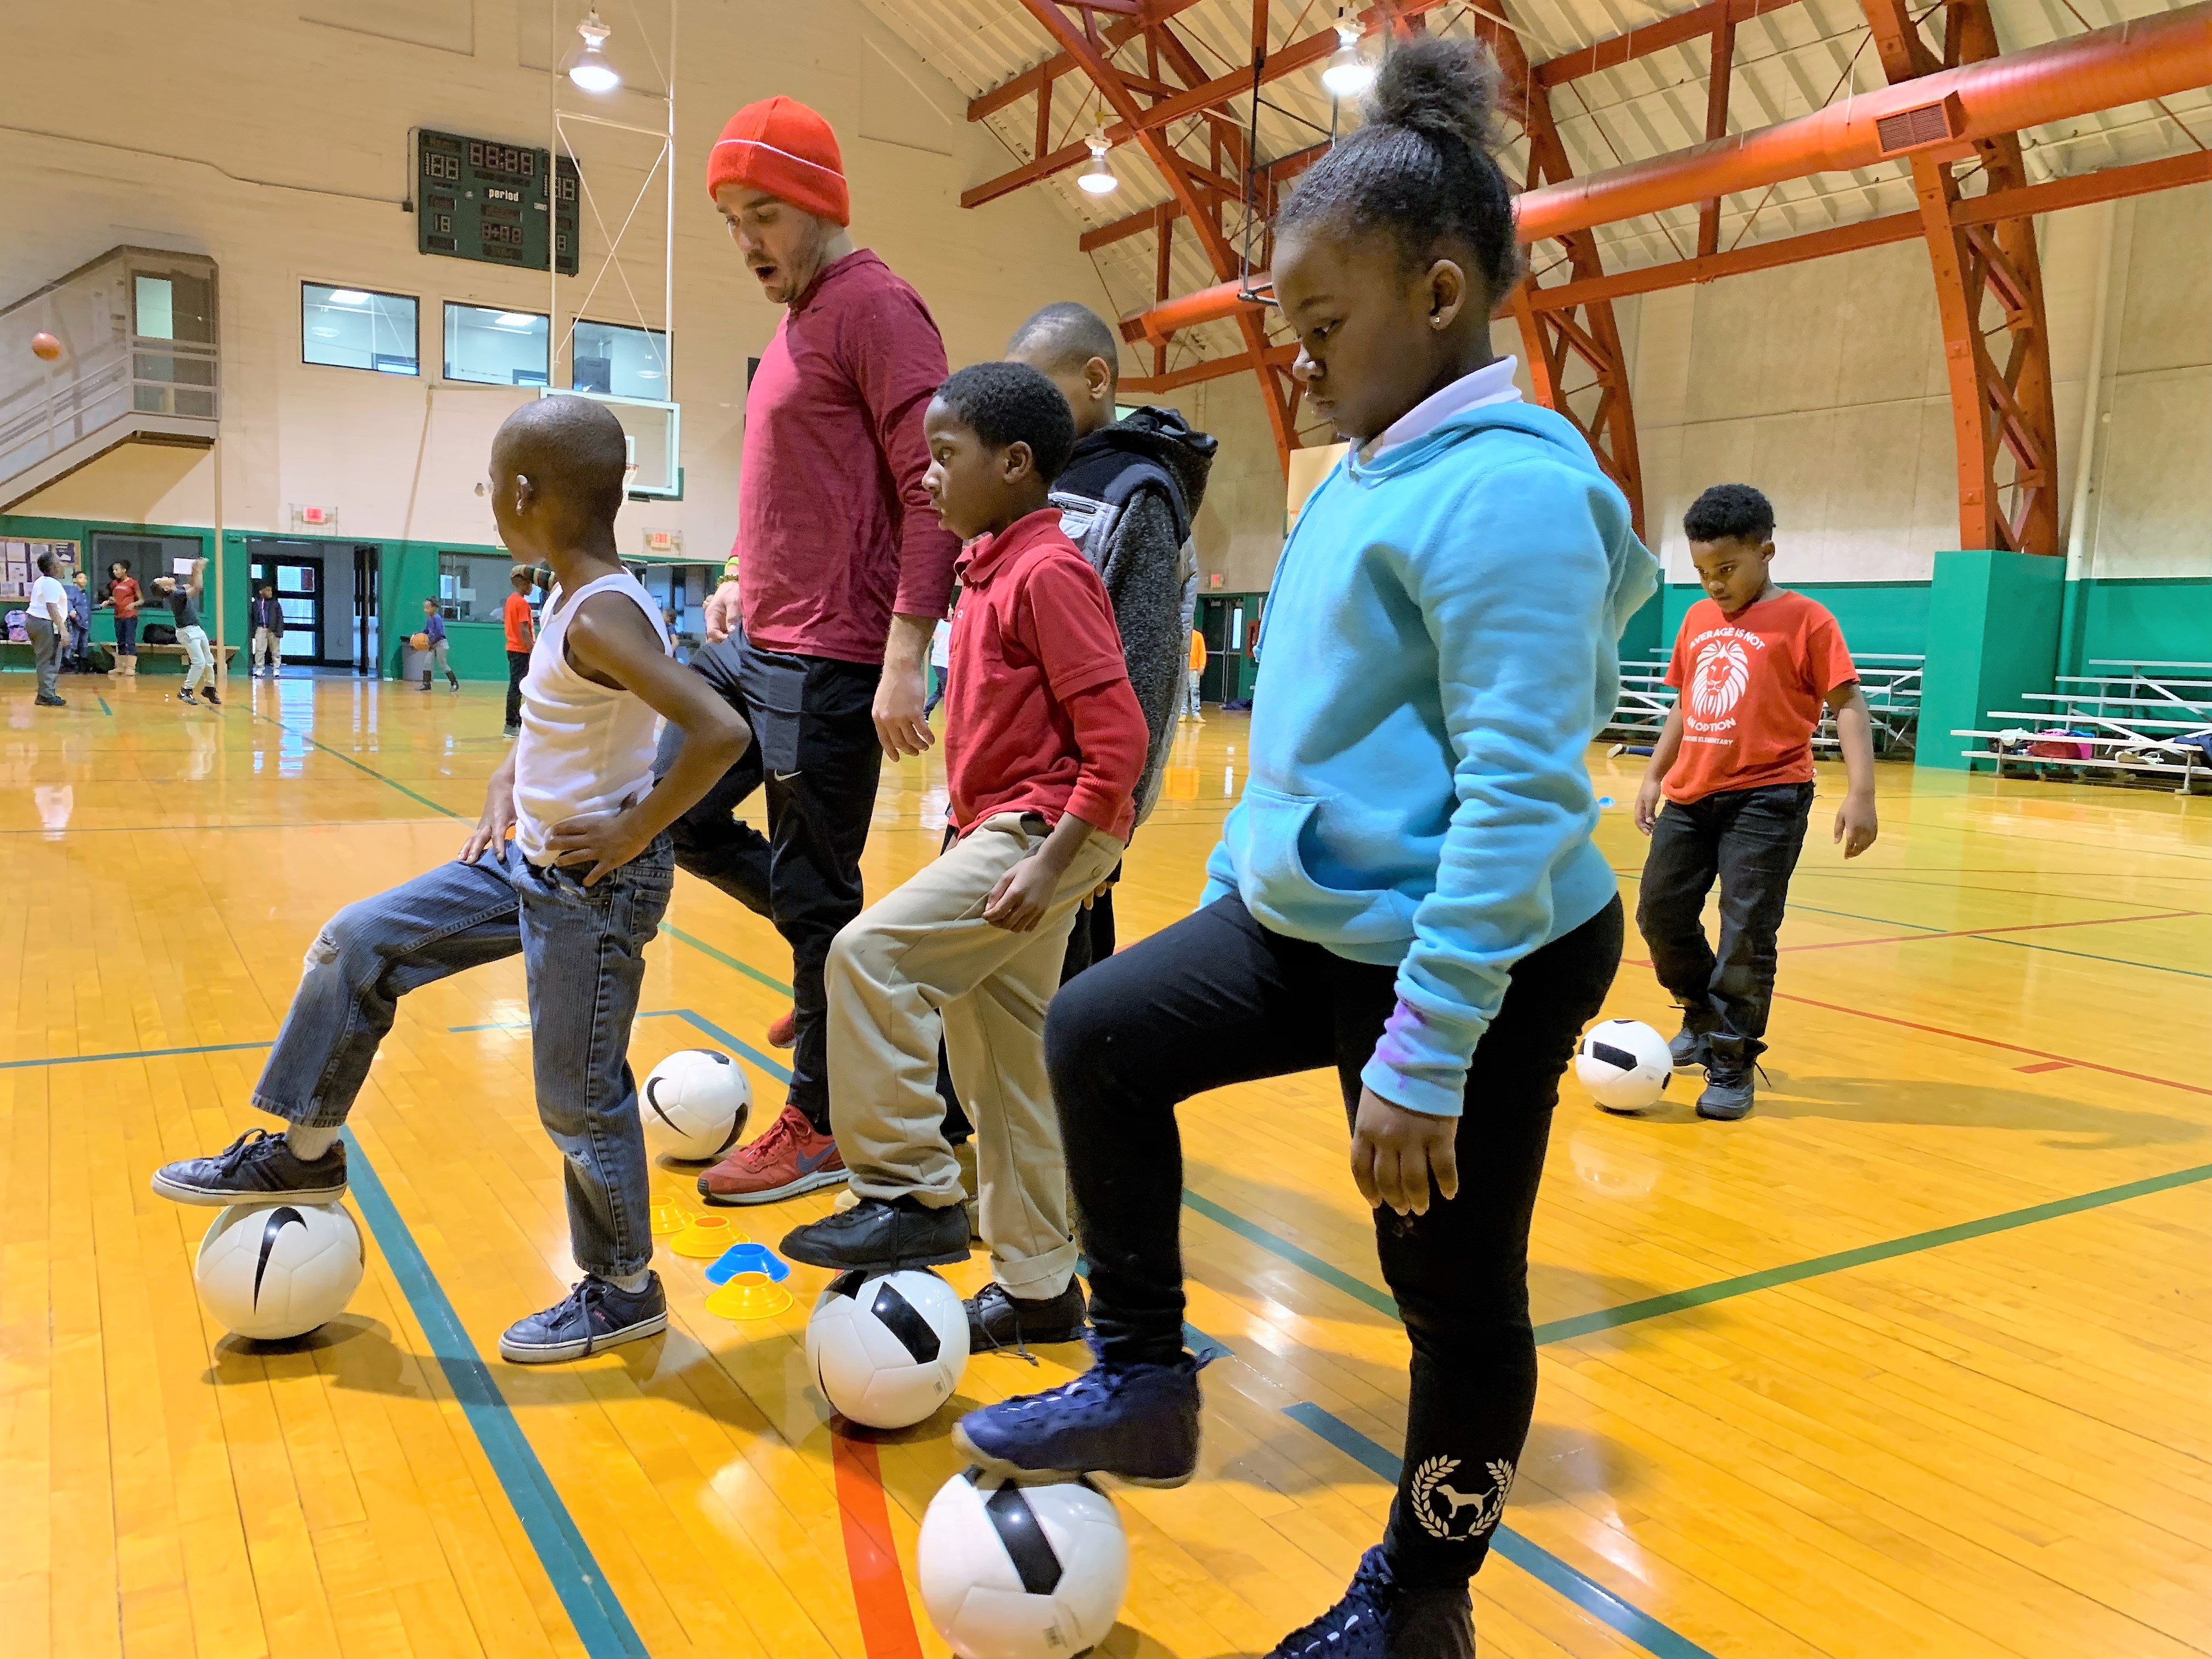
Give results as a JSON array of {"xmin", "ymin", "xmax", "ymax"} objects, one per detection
[{"xmin": 1201, "ymin": 400, "xmax": 1657, "ymax": 1116}]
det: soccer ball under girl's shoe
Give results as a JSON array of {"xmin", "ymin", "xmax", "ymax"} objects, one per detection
[{"xmin": 917, "ymin": 1469, "xmax": 1129, "ymax": 1659}]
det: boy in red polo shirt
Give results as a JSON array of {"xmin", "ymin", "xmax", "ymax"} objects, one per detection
[
  {"xmin": 778, "ymin": 362, "xmax": 1145, "ymax": 1343},
  {"xmin": 1633, "ymin": 484, "xmax": 1878, "ymax": 1121}
]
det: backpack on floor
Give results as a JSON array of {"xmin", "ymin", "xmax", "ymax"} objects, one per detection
[{"xmin": 143, "ymin": 621, "xmax": 177, "ymax": 646}]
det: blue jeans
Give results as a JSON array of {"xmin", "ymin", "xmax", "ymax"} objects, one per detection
[{"xmin": 251, "ymin": 836, "xmax": 675, "ymax": 1278}]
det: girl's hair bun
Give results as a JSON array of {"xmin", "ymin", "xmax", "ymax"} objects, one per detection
[{"xmin": 1363, "ymin": 35, "xmax": 1504, "ymax": 156}]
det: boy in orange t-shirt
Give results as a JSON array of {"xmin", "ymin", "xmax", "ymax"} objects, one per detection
[
  {"xmin": 1632, "ymin": 484, "xmax": 1878, "ymax": 1120},
  {"xmin": 501, "ymin": 565, "xmax": 538, "ymax": 737}
]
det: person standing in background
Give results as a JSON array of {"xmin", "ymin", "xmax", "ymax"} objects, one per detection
[
  {"xmin": 420, "ymin": 598, "xmax": 458, "ymax": 692},
  {"xmin": 925, "ymin": 613, "xmax": 952, "ymax": 718},
  {"xmin": 101, "ymin": 560, "xmax": 142, "ymax": 681},
  {"xmin": 151, "ymin": 558, "xmax": 219, "ymax": 707},
  {"xmin": 1185, "ymin": 625, "xmax": 1206, "ymax": 721},
  {"xmin": 671, "ymin": 94, "xmax": 961, "ymax": 1208},
  {"xmin": 27, "ymin": 551, "xmax": 69, "ymax": 707},
  {"xmin": 66, "ymin": 568, "xmax": 93, "ymax": 672},
  {"xmin": 250, "ymin": 583, "xmax": 284, "ymax": 677},
  {"xmin": 503, "ymin": 565, "xmax": 537, "ymax": 737}
]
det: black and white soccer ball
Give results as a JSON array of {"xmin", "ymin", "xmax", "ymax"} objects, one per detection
[
  {"xmin": 1575, "ymin": 1018, "xmax": 1673, "ymax": 1113},
  {"xmin": 195, "ymin": 1201, "xmax": 365, "ymax": 1340},
  {"xmin": 805, "ymin": 1267, "xmax": 970, "ymax": 1429},
  {"xmin": 918, "ymin": 1469, "xmax": 1129, "ymax": 1659},
  {"xmin": 640, "ymin": 1048, "xmax": 750, "ymax": 1161}
]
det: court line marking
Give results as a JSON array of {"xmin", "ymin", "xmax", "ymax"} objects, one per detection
[
  {"xmin": 247, "ymin": 709, "xmax": 467, "ymax": 820},
  {"xmin": 340, "ymin": 1130, "xmax": 650, "ymax": 1659},
  {"xmin": 1971, "ymin": 933, "xmax": 2212, "ymax": 981},
  {"xmin": 0, "ymin": 1039, "xmax": 273, "ymax": 1070},
  {"xmin": 831, "ymin": 1433, "xmax": 928, "ymax": 1659}
]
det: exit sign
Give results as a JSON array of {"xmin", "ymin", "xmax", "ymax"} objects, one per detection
[{"xmin": 415, "ymin": 128, "xmax": 579, "ymax": 276}]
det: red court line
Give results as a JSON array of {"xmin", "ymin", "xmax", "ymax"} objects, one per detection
[
  {"xmin": 1777, "ymin": 907, "xmax": 2200, "ymax": 954},
  {"xmin": 832, "ymin": 1431, "xmax": 926, "ymax": 1659}
]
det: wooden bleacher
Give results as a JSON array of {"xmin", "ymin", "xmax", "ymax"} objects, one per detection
[{"xmin": 1605, "ymin": 652, "xmax": 1922, "ymax": 757}]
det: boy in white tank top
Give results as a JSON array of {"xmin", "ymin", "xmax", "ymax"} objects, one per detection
[{"xmin": 150, "ymin": 399, "xmax": 751, "ymax": 1364}]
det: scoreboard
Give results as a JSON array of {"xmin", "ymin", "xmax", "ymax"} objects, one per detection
[{"xmin": 415, "ymin": 129, "xmax": 579, "ymax": 276}]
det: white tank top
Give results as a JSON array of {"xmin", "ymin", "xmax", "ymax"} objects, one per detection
[{"xmin": 512, "ymin": 571, "xmax": 669, "ymax": 864}]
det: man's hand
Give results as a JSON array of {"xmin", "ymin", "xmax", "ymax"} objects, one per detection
[
  {"xmin": 983, "ymin": 851, "xmax": 1060, "ymax": 932},
  {"xmin": 1350, "ymin": 1087, "xmax": 1459, "ymax": 1216},
  {"xmin": 703, "ymin": 579, "xmax": 740, "ymax": 645},
  {"xmin": 1633, "ymin": 774, "xmax": 1664, "ymax": 836},
  {"xmin": 541, "ymin": 809, "xmax": 651, "ymax": 887},
  {"xmin": 874, "ymin": 613, "xmax": 937, "ymax": 760},
  {"xmin": 462, "ymin": 762, "xmax": 518, "ymax": 864},
  {"xmin": 1833, "ymin": 791, "xmax": 1878, "ymax": 859}
]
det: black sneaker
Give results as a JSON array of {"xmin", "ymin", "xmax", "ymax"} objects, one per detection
[
  {"xmin": 968, "ymin": 1279, "xmax": 1088, "ymax": 1352},
  {"xmin": 1268, "ymin": 1546, "xmax": 1474, "ymax": 1658},
  {"xmin": 779, "ymin": 1194, "xmax": 970, "ymax": 1273},
  {"xmin": 150, "ymin": 1126, "xmax": 348, "ymax": 1206},
  {"xmin": 200, "ymin": 686, "xmax": 223, "ymax": 707},
  {"xmin": 499, "ymin": 1273, "xmax": 667, "ymax": 1363},
  {"xmin": 953, "ymin": 1336, "xmax": 1206, "ymax": 1487},
  {"xmin": 503, "ymin": 724, "xmax": 521, "ymax": 739},
  {"xmin": 1697, "ymin": 1067, "xmax": 1756, "ymax": 1120},
  {"xmin": 177, "ymin": 689, "xmax": 199, "ymax": 704},
  {"xmin": 1668, "ymin": 1019, "xmax": 1709, "ymax": 1068},
  {"xmin": 35, "ymin": 694, "xmax": 67, "ymax": 708}
]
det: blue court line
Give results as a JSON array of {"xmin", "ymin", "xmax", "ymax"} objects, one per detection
[
  {"xmin": 97, "ymin": 692, "xmax": 112, "ymax": 715},
  {"xmin": 0, "ymin": 1038, "xmax": 272, "ymax": 1070},
  {"xmin": 339, "ymin": 1130, "xmax": 648, "ymax": 1659}
]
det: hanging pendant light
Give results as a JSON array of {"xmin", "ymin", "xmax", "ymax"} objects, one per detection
[
  {"xmin": 562, "ymin": 7, "xmax": 622, "ymax": 94},
  {"xmin": 1078, "ymin": 132, "xmax": 1119, "ymax": 195},
  {"xmin": 1320, "ymin": 13, "xmax": 1375, "ymax": 98}
]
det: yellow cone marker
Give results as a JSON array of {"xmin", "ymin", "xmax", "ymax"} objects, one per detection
[{"xmin": 705, "ymin": 1272, "xmax": 793, "ymax": 1321}]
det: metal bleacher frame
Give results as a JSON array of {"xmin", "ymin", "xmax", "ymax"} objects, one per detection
[
  {"xmin": 1951, "ymin": 658, "xmax": 2212, "ymax": 794},
  {"xmin": 1605, "ymin": 652, "xmax": 1923, "ymax": 758}
]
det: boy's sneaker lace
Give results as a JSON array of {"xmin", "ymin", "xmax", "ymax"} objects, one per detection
[
  {"xmin": 498, "ymin": 1273, "xmax": 667, "ymax": 1363},
  {"xmin": 952, "ymin": 1335, "xmax": 1204, "ymax": 1487},
  {"xmin": 150, "ymin": 1127, "xmax": 348, "ymax": 1206}
]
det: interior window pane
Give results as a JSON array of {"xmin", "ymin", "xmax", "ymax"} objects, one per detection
[
  {"xmin": 571, "ymin": 320, "xmax": 670, "ymax": 400},
  {"xmin": 134, "ymin": 275, "xmax": 174, "ymax": 340},
  {"xmin": 437, "ymin": 551, "xmax": 517, "ymax": 622},
  {"xmin": 303, "ymin": 285, "xmax": 418, "ymax": 374},
  {"xmin": 445, "ymin": 304, "xmax": 549, "ymax": 386}
]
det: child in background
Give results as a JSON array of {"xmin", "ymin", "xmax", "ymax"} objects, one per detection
[
  {"xmin": 924, "ymin": 614, "xmax": 951, "ymax": 717},
  {"xmin": 100, "ymin": 561, "xmax": 143, "ymax": 681},
  {"xmin": 27, "ymin": 552, "xmax": 69, "ymax": 707},
  {"xmin": 149, "ymin": 397, "xmax": 750, "ymax": 1363},
  {"xmin": 955, "ymin": 42, "xmax": 1655, "ymax": 1657},
  {"xmin": 777, "ymin": 362, "xmax": 1146, "ymax": 1349},
  {"xmin": 420, "ymin": 597, "xmax": 458, "ymax": 691},
  {"xmin": 1186, "ymin": 625, "xmax": 1206, "ymax": 720},
  {"xmin": 67, "ymin": 569, "xmax": 93, "ymax": 670},
  {"xmin": 503, "ymin": 565, "xmax": 537, "ymax": 737},
  {"xmin": 1633, "ymin": 483, "xmax": 1877, "ymax": 1120},
  {"xmin": 151, "ymin": 558, "xmax": 219, "ymax": 707},
  {"xmin": 250, "ymin": 583, "xmax": 284, "ymax": 677}
]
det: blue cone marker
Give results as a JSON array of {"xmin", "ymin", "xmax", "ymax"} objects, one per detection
[{"xmin": 705, "ymin": 1242, "xmax": 791, "ymax": 1285}]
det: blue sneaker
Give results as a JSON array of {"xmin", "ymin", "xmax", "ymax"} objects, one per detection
[
  {"xmin": 1269, "ymin": 1547, "xmax": 1474, "ymax": 1658},
  {"xmin": 498, "ymin": 1273, "xmax": 667, "ymax": 1364},
  {"xmin": 951, "ymin": 1338, "xmax": 1204, "ymax": 1487}
]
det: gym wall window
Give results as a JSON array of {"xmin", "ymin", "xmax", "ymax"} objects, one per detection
[
  {"xmin": 444, "ymin": 303, "xmax": 549, "ymax": 387},
  {"xmin": 438, "ymin": 551, "xmax": 516, "ymax": 622},
  {"xmin": 571, "ymin": 319, "xmax": 669, "ymax": 400},
  {"xmin": 302, "ymin": 284, "xmax": 419, "ymax": 375}
]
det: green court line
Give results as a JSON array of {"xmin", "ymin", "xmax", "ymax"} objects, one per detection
[
  {"xmin": 249, "ymin": 710, "xmax": 466, "ymax": 821},
  {"xmin": 1974, "ymin": 934, "xmax": 2212, "ymax": 981},
  {"xmin": 96, "ymin": 693, "xmax": 112, "ymax": 715},
  {"xmin": 658, "ymin": 923, "xmax": 795, "ymax": 997}
]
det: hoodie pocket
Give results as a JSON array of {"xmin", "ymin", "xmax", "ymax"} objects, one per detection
[{"xmin": 1231, "ymin": 784, "xmax": 1418, "ymax": 949}]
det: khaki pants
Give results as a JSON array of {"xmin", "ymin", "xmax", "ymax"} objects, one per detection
[
  {"xmin": 252, "ymin": 626, "xmax": 281, "ymax": 669},
  {"xmin": 826, "ymin": 812, "xmax": 1121, "ymax": 1297}
]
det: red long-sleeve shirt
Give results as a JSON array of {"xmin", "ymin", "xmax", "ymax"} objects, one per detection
[
  {"xmin": 946, "ymin": 509, "xmax": 1147, "ymax": 842},
  {"xmin": 736, "ymin": 250, "xmax": 960, "ymax": 663}
]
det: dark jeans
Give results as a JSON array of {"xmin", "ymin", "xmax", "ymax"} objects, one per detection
[
  {"xmin": 505, "ymin": 648, "xmax": 530, "ymax": 729},
  {"xmin": 1635, "ymin": 781, "xmax": 1814, "ymax": 1070},
  {"xmin": 1047, "ymin": 893, "xmax": 1622, "ymax": 1587},
  {"xmin": 115, "ymin": 614, "xmax": 138, "ymax": 654},
  {"xmin": 657, "ymin": 635, "xmax": 883, "ymax": 1133}
]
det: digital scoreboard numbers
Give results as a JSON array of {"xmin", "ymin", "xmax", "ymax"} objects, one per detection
[{"xmin": 416, "ymin": 129, "xmax": 579, "ymax": 276}]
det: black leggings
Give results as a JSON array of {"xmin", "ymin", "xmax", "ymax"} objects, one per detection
[{"xmin": 1047, "ymin": 893, "xmax": 1621, "ymax": 1586}]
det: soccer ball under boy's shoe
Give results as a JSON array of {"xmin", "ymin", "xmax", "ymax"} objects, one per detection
[
  {"xmin": 1268, "ymin": 1547, "xmax": 1475, "ymax": 1659},
  {"xmin": 952, "ymin": 1337, "xmax": 1204, "ymax": 1488},
  {"xmin": 151, "ymin": 1127, "xmax": 349, "ymax": 1206},
  {"xmin": 499, "ymin": 1272, "xmax": 667, "ymax": 1363},
  {"xmin": 1697, "ymin": 1066, "xmax": 1757, "ymax": 1121},
  {"xmin": 780, "ymin": 1194, "xmax": 970, "ymax": 1273},
  {"xmin": 967, "ymin": 1279, "xmax": 1088, "ymax": 1352}
]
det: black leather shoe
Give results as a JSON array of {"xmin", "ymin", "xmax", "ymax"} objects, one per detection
[
  {"xmin": 967, "ymin": 1279, "xmax": 1088, "ymax": 1351},
  {"xmin": 779, "ymin": 1194, "xmax": 970, "ymax": 1272}
]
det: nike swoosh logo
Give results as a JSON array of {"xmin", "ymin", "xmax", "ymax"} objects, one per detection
[
  {"xmin": 795, "ymin": 1147, "xmax": 837, "ymax": 1174},
  {"xmin": 253, "ymin": 1205, "xmax": 308, "ymax": 1307},
  {"xmin": 772, "ymin": 770, "xmax": 803, "ymax": 783}
]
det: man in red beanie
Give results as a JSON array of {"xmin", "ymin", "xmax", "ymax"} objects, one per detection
[{"xmin": 665, "ymin": 93, "xmax": 961, "ymax": 1207}]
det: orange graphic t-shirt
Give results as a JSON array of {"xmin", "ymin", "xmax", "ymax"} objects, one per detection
[{"xmin": 1661, "ymin": 589, "xmax": 1857, "ymax": 804}]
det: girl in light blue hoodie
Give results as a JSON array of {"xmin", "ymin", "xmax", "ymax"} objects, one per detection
[{"xmin": 956, "ymin": 38, "xmax": 1657, "ymax": 1657}]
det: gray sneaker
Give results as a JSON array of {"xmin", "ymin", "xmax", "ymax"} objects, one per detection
[
  {"xmin": 1668, "ymin": 1020, "xmax": 1709, "ymax": 1068},
  {"xmin": 1697, "ymin": 1068, "xmax": 1756, "ymax": 1120},
  {"xmin": 499, "ymin": 1274, "xmax": 667, "ymax": 1363},
  {"xmin": 150, "ymin": 1127, "xmax": 348, "ymax": 1205}
]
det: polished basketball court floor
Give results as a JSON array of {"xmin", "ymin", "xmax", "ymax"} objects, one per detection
[{"xmin": 3, "ymin": 672, "xmax": 2207, "ymax": 1659}]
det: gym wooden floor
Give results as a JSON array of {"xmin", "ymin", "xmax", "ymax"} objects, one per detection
[{"xmin": 3, "ymin": 672, "xmax": 2208, "ymax": 1659}]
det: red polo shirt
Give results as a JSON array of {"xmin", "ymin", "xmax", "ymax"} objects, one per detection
[
  {"xmin": 737, "ymin": 250, "xmax": 961, "ymax": 663},
  {"xmin": 946, "ymin": 509, "xmax": 1147, "ymax": 842}
]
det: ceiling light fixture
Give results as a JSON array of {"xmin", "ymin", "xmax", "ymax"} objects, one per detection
[
  {"xmin": 561, "ymin": 7, "xmax": 622, "ymax": 94},
  {"xmin": 495, "ymin": 312, "xmax": 538, "ymax": 328},
  {"xmin": 1321, "ymin": 13, "xmax": 1375, "ymax": 98},
  {"xmin": 1078, "ymin": 133, "xmax": 1119, "ymax": 195},
  {"xmin": 328, "ymin": 290, "xmax": 370, "ymax": 306}
]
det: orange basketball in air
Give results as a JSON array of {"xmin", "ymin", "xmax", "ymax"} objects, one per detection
[
  {"xmin": 410, "ymin": 632, "xmax": 431, "ymax": 652},
  {"xmin": 30, "ymin": 332, "xmax": 63, "ymax": 362}
]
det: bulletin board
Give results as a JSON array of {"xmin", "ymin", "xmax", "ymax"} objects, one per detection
[{"xmin": 1, "ymin": 539, "xmax": 80, "ymax": 600}]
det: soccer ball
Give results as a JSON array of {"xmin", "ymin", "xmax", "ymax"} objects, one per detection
[
  {"xmin": 917, "ymin": 1469, "xmax": 1129, "ymax": 1659},
  {"xmin": 1575, "ymin": 1018, "xmax": 1674, "ymax": 1113},
  {"xmin": 195, "ymin": 1201, "xmax": 366, "ymax": 1340},
  {"xmin": 640, "ymin": 1048, "xmax": 750, "ymax": 1161},
  {"xmin": 805, "ymin": 1267, "xmax": 969, "ymax": 1429}
]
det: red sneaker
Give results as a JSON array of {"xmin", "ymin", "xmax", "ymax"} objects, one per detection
[
  {"xmin": 698, "ymin": 1103, "xmax": 845, "ymax": 1206},
  {"xmin": 766, "ymin": 1007, "xmax": 798, "ymax": 1049}
]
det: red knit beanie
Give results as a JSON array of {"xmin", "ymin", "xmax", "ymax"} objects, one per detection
[{"xmin": 705, "ymin": 96, "xmax": 849, "ymax": 227}]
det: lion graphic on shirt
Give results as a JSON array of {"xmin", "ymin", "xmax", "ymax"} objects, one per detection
[{"xmin": 1689, "ymin": 637, "xmax": 1750, "ymax": 722}]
